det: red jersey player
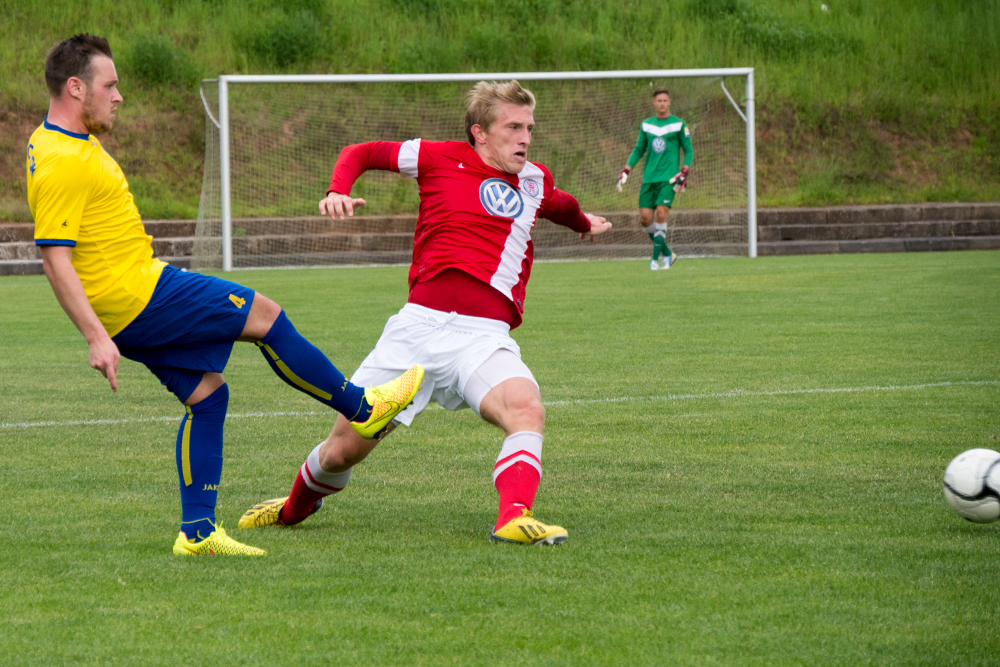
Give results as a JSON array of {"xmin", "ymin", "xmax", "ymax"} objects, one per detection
[{"xmin": 240, "ymin": 81, "xmax": 612, "ymax": 544}]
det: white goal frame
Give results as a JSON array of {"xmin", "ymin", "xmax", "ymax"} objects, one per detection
[{"xmin": 203, "ymin": 68, "xmax": 756, "ymax": 271}]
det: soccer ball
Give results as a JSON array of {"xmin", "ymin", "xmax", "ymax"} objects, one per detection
[{"xmin": 942, "ymin": 448, "xmax": 1000, "ymax": 523}]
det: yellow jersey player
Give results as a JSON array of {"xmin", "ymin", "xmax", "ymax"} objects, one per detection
[{"xmin": 27, "ymin": 34, "xmax": 422, "ymax": 556}]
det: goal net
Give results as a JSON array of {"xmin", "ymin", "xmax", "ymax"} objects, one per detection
[{"xmin": 194, "ymin": 70, "xmax": 754, "ymax": 271}]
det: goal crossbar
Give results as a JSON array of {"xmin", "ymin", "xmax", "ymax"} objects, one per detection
[
  {"xmin": 210, "ymin": 68, "xmax": 754, "ymax": 85},
  {"xmin": 201, "ymin": 68, "xmax": 757, "ymax": 270}
]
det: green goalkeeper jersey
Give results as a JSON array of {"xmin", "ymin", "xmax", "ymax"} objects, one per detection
[{"xmin": 626, "ymin": 114, "xmax": 693, "ymax": 184}]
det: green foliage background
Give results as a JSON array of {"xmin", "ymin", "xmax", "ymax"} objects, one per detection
[{"xmin": 0, "ymin": 0, "xmax": 998, "ymax": 219}]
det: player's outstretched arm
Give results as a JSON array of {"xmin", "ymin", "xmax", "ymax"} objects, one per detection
[
  {"xmin": 539, "ymin": 188, "xmax": 609, "ymax": 243},
  {"xmin": 40, "ymin": 245, "xmax": 120, "ymax": 391},
  {"xmin": 321, "ymin": 141, "xmax": 405, "ymax": 220},
  {"xmin": 579, "ymin": 213, "xmax": 612, "ymax": 243},
  {"xmin": 319, "ymin": 192, "xmax": 367, "ymax": 221}
]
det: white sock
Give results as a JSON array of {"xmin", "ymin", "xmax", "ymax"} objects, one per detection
[{"xmin": 301, "ymin": 443, "xmax": 352, "ymax": 493}]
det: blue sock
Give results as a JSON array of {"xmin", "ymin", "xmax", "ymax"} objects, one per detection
[
  {"xmin": 176, "ymin": 384, "xmax": 228, "ymax": 543},
  {"xmin": 257, "ymin": 311, "xmax": 371, "ymax": 421}
]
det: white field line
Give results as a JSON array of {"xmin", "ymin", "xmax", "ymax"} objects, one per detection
[
  {"xmin": 3, "ymin": 380, "xmax": 997, "ymax": 431},
  {"xmin": 543, "ymin": 380, "xmax": 1000, "ymax": 406}
]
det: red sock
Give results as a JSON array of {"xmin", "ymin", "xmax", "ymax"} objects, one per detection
[
  {"xmin": 495, "ymin": 462, "xmax": 541, "ymax": 529},
  {"xmin": 281, "ymin": 444, "xmax": 352, "ymax": 525},
  {"xmin": 281, "ymin": 469, "xmax": 325, "ymax": 525},
  {"xmin": 493, "ymin": 432, "xmax": 543, "ymax": 530}
]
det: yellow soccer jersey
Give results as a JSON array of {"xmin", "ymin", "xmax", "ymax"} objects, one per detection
[{"xmin": 27, "ymin": 119, "xmax": 165, "ymax": 337}]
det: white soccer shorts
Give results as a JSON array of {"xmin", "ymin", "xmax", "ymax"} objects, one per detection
[{"xmin": 350, "ymin": 303, "xmax": 537, "ymax": 426}]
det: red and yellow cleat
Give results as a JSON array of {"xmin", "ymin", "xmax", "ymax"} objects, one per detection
[{"xmin": 238, "ymin": 496, "xmax": 324, "ymax": 529}]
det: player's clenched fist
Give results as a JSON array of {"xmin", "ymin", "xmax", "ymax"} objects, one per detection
[{"xmin": 319, "ymin": 192, "xmax": 367, "ymax": 220}]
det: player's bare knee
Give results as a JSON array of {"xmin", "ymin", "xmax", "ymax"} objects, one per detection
[
  {"xmin": 318, "ymin": 415, "xmax": 386, "ymax": 471},
  {"xmin": 507, "ymin": 394, "xmax": 545, "ymax": 431},
  {"xmin": 256, "ymin": 294, "xmax": 282, "ymax": 324},
  {"xmin": 523, "ymin": 400, "xmax": 546, "ymax": 429},
  {"xmin": 319, "ymin": 449, "xmax": 357, "ymax": 473},
  {"xmin": 240, "ymin": 293, "xmax": 282, "ymax": 341},
  {"xmin": 639, "ymin": 209, "xmax": 654, "ymax": 226},
  {"xmin": 184, "ymin": 372, "xmax": 225, "ymax": 406},
  {"xmin": 317, "ymin": 442, "xmax": 354, "ymax": 472}
]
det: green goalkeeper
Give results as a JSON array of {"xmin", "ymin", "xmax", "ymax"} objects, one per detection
[{"xmin": 617, "ymin": 88, "xmax": 693, "ymax": 270}]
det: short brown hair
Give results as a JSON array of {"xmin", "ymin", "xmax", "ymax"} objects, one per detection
[
  {"xmin": 45, "ymin": 34, "xmax": 113, "ymax": 98},
  {"xmin": 652, "ymin": 87, "xmax": 670, "ymax": 98},
  {"xmin": 465, "ymin": 80, "xmax": 536, "ymax": 145}
]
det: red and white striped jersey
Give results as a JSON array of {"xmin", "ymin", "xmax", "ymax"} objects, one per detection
[{"xmin": 328, "ymin": 139, "xmax": 591, "ymax": 328}]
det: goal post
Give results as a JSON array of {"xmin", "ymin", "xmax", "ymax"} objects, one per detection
[{"xmin": 195, "ymin": 69, "xmax": 756, "ymax": 271}]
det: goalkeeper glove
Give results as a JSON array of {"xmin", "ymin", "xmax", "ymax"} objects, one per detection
[
  {"xmin": 616, "ymin": 166, "xmax": 631, "ymax": 192},
  {"xmin": 670, "ymin": 166, "xmax": 690, "ymax": 193}
]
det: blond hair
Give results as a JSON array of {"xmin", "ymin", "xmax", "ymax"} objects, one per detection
[{"xmin": 464, "ymin": 80, "xmax": 536, "ymax": 145}]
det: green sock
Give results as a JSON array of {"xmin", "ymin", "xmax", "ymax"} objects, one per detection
[
  {"xmin": 651, "ymin": 236, "xmax": 665, "ymax": 261},
  {"xmin": 663, "ymin": 242, "xmax": 672, "ymax": 258}
]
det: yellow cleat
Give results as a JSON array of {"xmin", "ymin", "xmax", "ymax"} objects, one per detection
[
  {"xmin": 490, "ymin": 508, "xmax": 568, "ymax": 546},
  {"xmin": 172, "ymin": 523, "xmax": 266, "ymax": 556},
  {"xmin": 351, "ymin": 365, "xmax": 424, "ymax": 439},
  {"xmin": 238, "ymin": 496, "xmax": 324, "ymax": 529},
  {"xmin": 239, "ymin": 497, "xmax": 289, "ymax": 529}
]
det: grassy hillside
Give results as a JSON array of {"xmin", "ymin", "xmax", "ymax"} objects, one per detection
[{"xmin": 1, "ymin": 0, "xmax": 998, "ymax": 220}]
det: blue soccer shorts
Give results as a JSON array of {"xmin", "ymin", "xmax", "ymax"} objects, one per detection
[{"xmin": 112, "ymin": 265, "xmax": 255, "ymax": 401}]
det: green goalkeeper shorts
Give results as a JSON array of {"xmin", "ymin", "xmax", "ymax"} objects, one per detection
[{"xmin": 639, "ymin": 181, "xmax": 675, "ymax": 209}]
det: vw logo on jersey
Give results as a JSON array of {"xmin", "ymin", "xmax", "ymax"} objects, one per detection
[
  {"xmin": 479, "ymin": 178, "xmax": 524, "ymax": 218},
  {"xmin": 652, "ymin": 137, "xmax": 667, "ymax": 153},
  {"xmin": 522, "ymin": 179, "xmax": 540, "ymax": 198}
]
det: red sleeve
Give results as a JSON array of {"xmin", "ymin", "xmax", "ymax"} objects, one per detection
[
  {"xmin": 539, "ymin": 188, "xmax": 591, "ymax": 233},
  {"xmin": 327, "ymin": 141, "xmax": 402, "ymax": 195}
]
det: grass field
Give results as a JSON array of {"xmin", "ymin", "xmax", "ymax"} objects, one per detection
[{"xmin": 2, "ymin": 251, "xmax": 999, "ymax": 665}]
